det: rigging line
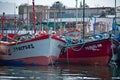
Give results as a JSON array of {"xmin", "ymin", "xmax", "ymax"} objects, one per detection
[
  {"xmin": 66, "ymin": 47, "xmax": 70, "ymax": 65},
  {"xmin": 110, "ymin": 37, "xmax": 117, "ymax": 67}
]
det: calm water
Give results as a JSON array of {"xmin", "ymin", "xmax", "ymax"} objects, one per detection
[{"xmin": 0, "ymin": 64, "xmax": 120, "ymax": 80}]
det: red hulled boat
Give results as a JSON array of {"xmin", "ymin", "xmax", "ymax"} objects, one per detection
[{"xmin": 59, "ymin": 37, "xmax": 118, "ymax": 66}]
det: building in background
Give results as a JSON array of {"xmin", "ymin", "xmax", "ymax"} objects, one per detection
[
  {"xmin": 116, "ymin": 6, "xmax": 120, "ymax": 17},
  {"xmin": 1, "ymin": 1, "xmax": 120, "ymax": 36},
  {"xmin": 18, "ymin": 1, "xmax": 116, "ymax": 24},
  {"xmin": 19, "ymin": 4, "xmax": 48, "ymax": 25}
]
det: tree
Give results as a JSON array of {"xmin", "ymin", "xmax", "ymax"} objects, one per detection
[{"xmin": 50, "ymin": 1, "xmax": 65, "ymax": 9}]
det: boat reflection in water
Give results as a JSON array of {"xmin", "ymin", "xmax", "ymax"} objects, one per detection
[{"xmin": 0, "ymin": 65, "xmax": 120, "ymax": 80}]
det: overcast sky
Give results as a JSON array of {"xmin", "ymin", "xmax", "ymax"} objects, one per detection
[{"xmin": 0, "ymin": 0, "xmax": 120, "ymax": 14}]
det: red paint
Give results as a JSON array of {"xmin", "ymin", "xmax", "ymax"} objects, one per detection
[
  {"xmin": 8, "ymin": 34, "xmax": 15, "ymax": 38},
  {"xmin": 8, "ymin": 34, "xmax": 49, "ymax": 45},
  {"xmin": 51, "ymin": 35, "xmax": 66, "ymax": 42},
  {"xmin": 59, "ymin": 38, "xmax": 118, "ymax": 65},
  {"xmin": 32, "ymin": 0, "xmax": 36, "ymax": 35},
  {"xmin": 8, "ymin": 34, "xmax": 65, "ymax": 46},
  {"xmin": 12, "ymin": 56, "xmax": 57, "ymax": 65}
]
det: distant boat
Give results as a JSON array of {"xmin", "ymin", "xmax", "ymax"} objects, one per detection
[{"xmin": 0, "ymin": 33, "xmax": 65, "ymax": 66}]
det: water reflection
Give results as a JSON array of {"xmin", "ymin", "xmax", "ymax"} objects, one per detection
[{"xmin": 0, "ymin": 65, "xmax": 120, "ymax": 80}]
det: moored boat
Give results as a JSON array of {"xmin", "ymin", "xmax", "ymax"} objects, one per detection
[
  {"xmin": 0, "ymin": 0, "xmax": 66, "ymax": 66},
  {"xmin": 58, "ymin": 35, "xmax": 118, "ymax": 66},
  {"xmin": 0, "ymin": 33, "xmax": 65, "ymax": 66}
]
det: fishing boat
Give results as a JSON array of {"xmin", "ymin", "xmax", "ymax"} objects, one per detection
[
  {"xmin": 58, "ymin": 18, "xmax": 119, "ymax": 65},
  {"xmin": 0, "ymin": 0, "xmax": 66, "ymax": 66},
  {"xmin": 0, "ymin": 33, "xmax": 65, "ymax": 66},
  {"xmin": 58, "ymin": 0, "xmax": 119, "ymax": 66},
  {"xmin": 59, "ymin": 35, "xmax": 118, "ymax": 65},
  {"xmin": 58, "ymin": 17, "xmax": 119, "ymax": 66}
]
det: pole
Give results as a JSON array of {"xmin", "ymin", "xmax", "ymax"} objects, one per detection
[
  {"xmin": 27, "ymin": 0, "xmax": 29, "ymax": 25},
  {"xmin": 54, "ymin": 9, "xmax": 56, "ymax": 31},
  {"xmin": 60, "ymin": 7, "xmax": 62, "ymax": 31},
  {"xmin": 94, "ymin": 17, "xmax": 96, "ymax": 35},
  {"xmin": 113, "ymin": 0, "xmax": 117, "ymax": 35},
  {"xmin": 83, "ymin": 0, "xmax": 85, "ymax": 41},
  {"xmin": 115, "ymin": 0, "xmax": 116, "ymax": 29},
  {"xmin": 76, "ymin": 0, "xmax": 78, "ymax": 29},
  {"xmin": 115, "ymin": 0, "xmax": 116, "ymax": 18},
  {"xmin": 2, "ymin": 12, "xmax": 5, "ymax": 37},
  {"xmin": 32, "ymin": 0, "xmax": 36, "ymax": 35}
]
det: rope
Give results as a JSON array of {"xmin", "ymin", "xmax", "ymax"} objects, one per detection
[
  {"xmin": 48, "ymin": 35, "xmax": 54, "ymax": 66},
  {"xmin": 66, "ymin": 47, "xmax": 70, "ymax": 65},
  {"xmin": 65, "ymin": 41, "xmax": 85, "ymax": 65},
  {"xmin": 70, "ymin": 42, "xmax": 86, "ymax": 52},
  {"xmin": 109, "ymin": 37, "xmax": 117, "ymax": 67}
]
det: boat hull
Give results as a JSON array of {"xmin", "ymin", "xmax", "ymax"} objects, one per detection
[
  {"xmin": 0, "ymin": 35, "xmax": 65, "ymax": 66},
  {"xmin": 59, "ymin": 38, "xmax": 118, "ymax": 66}
]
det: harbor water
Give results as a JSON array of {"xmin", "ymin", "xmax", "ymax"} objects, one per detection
[{"xmin": 0, "ymin": 64, "xmax": 120, "ymax": 80}]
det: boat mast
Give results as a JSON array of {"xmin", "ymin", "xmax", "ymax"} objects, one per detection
[
  {"xmin": 32, "ymin": 0, "xmax": 36, "ymax": 35},
  {"xmin": 1, "ymin": 12, "xmax": 5, "ymax": 38},
  {"xmin": 113, "ymin": 0, "xmax": 117, "ymax": 35},
  {"xmin": 75, "ymin": 0, "xmax": 78, "ymax": 29},
  {"xmin": 27, "ymin": 0, "xmax": 29, "ymax": 25},
  {"xmin": 115, "ymin": 0, "xmax": 116, "ymax": 31},
  {"xmin": 93, "ymin": 17, "xmax": 96, "ymax": 35},
  {"xmin": 83, "ymin": 0, "xmax": 85, "ymax": 41}
]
